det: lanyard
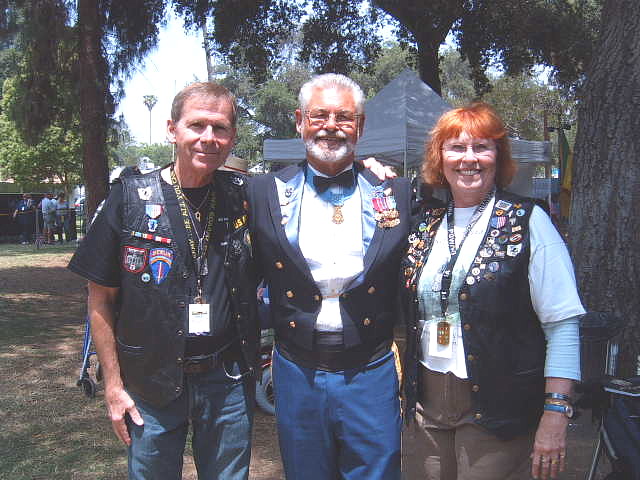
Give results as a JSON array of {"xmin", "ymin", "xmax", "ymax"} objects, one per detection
[
  {"xmin": 439, "ymin": 188, "xmax": 495, "ymax": 317},
  {"xmin": 170, "ymin": 167, "xmax": 216, "ymax": 300}
]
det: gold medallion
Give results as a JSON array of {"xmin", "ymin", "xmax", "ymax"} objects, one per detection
[{"xmin": 332, "ymin": 205, "xmax": 344, "ymax": 224}]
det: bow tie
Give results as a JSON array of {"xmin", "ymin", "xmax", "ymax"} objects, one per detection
[{"xmin": 312, "ymin": 170, "xmax": 355, "ymax": 194}]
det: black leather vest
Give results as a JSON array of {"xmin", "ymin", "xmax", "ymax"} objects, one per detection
[
  {"xmin": 401, "ymin": 190, "xmax": 546, "ymax": 439},
  {"xmin": 116, "ymin": 169, "xmax": 259, "ymax": 408}
]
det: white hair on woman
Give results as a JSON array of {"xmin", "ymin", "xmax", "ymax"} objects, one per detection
[{"xmin": 298, "ymin": 73, "xmax": 365, "ymax": 114}]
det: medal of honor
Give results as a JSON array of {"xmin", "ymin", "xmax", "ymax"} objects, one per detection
[
  {"xmin": 332, "ymin": 205, "xmax": 344, "ymax": 224},
  {"xmin": 437, "ymin": 320, "xmax": 451, "ymax": 345}
]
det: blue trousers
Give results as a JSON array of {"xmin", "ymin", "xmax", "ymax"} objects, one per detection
[
  {"xmin": 127, "ymin": 362, "xmax": 254, "ymax": 480},
  {"xmin": 272, "ymin": 346, "xmax": 401, "ymax": 480}
]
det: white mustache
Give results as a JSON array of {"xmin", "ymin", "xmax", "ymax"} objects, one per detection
[{"xmin": 314, "ymin": 129, "xmax": 347, "ymax": 140}]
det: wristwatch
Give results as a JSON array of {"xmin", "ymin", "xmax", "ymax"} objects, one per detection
[{"xmin": 544, "ymin": 402, "xmax": 574, "ymax": 418}]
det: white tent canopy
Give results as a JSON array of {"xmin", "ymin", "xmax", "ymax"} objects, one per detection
[{"xmin": 262, "ymin": 69, "xmax": 550, "ymax": 185}]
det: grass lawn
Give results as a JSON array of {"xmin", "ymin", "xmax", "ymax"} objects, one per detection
[
  {"xmin": 0, "ymin": 242, "xmax": 603, "ymax": 479},
  {"xmin": 0, "ymin": 243, "xmax": 282, "ymax": 480},
  {"xmin": 0, "ymin": 243, "xmax": 128, "ymax": 479}
]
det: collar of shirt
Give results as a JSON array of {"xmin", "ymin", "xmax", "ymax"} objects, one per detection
[{"xmin": 305, "ymin": 163, "xmax": 357, "ymax": 201}]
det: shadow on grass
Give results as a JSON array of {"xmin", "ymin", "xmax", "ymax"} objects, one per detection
[{"xmin": 0, "ymin": 243, "xmax": 78, "ymax": 258}]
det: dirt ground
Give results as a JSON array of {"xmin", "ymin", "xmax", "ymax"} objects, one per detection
[{"xmin": 0, "ymin": 245, "xmax": 612, "ymax": 479}]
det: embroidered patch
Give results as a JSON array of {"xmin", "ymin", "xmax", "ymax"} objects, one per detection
[
  {"xmin": 233, "ymin": 215, "xmax": 247, "ymax": 230},
  {"xmin": 145, "ymin": 204, "xmax": 163, "ymax": 219},
  {"xmin": 149, "ymin": 248, "xmax": 174, "ymax": 285},
  {"xmin": 122, "ymin": 246, "xmax": 148, "ymax": 273},
  {"xmin": 138, "ymin": 187, "xmax": 152, "ymax": 201}
]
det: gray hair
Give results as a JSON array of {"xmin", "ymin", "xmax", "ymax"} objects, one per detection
[{"xmin": 298, "ymin": 73, "xmax": 365, "ymax": 114}]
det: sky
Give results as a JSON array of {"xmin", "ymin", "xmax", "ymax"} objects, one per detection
[{"xmin": 116, "ymin": 14, "xmax": 207, "ymax": 145}]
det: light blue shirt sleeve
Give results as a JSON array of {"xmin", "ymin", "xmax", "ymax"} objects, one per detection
[{"xmin": 541, "ymin": 315, "xmax": 581, "ymax": 381}]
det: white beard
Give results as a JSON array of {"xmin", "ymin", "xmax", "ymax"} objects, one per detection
[{"xmin": 304, "ymin": 130, "xmax": 355, "ymax": 164}]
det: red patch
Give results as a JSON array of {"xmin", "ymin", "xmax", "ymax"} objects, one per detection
[{"xmin": 121, "ymin": 246, "xmax": 148, "ymax": 273}]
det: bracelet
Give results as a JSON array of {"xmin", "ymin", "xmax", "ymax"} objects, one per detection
[
  {"xmin": 544, "ymin": 402, "xmax": 574, "ymax": 418},
  {"xmin": 545, "ymin": 392, "xmax": 571, "ymax": 403}
]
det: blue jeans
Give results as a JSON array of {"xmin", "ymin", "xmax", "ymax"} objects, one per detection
[
  {"xmin": 127, "ymin": 362, "xmax": 254, "ymax": 480},
  {"xmin": 273, "ymin": 347, "xmax": 401, "ymax": 480}
]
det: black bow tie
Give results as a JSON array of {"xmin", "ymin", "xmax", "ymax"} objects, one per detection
[{"xmin": 312, "ymin": 170, "xmax": 355, "ymax": 194}]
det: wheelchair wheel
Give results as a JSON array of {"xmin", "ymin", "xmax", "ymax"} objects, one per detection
[
  {"xmin": 255, "ymin": 367, "xmax": 275, "ymax": 415},
  {"xmin": 78, "ymin": 377, "xmax": 96, "ymax": 398}
]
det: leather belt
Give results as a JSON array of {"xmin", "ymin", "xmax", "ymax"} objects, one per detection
[
  {"xmin": 277, "ymin": 337, "xmax": 392, "ymax": 372},
  {"xmin": 183, "ymin": 340, "xmax": 238, "ymax": 374}
]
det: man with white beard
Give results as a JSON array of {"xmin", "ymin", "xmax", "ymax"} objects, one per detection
[{"xmin": 247, "ymin": 74, "xmax": 411, "ymax": 479}]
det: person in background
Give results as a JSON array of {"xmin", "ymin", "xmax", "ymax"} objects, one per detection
[
  {"xmin": 40, "ymin": 192, "xmax": 56, "ymax": 244},
  {"xmin": 55, "ymin": 192, "xmax": 71, "ymax": 243},
  {"xmin": 400, "ymin": 102, "xmax": 584, "ymax": 480},
  {"xmin": 13, "ymin": 193, "xmax": 35, "ymax": 244}
]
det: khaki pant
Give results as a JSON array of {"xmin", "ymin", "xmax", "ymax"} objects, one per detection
[{"xmin": 402, "ymin": 366, "xmax": 535, "ymax": 480}]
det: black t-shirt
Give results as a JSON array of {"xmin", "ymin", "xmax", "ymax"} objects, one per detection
[{"xmin": 69, "ymin": 177, "xmax": 231, "ymax": 357}]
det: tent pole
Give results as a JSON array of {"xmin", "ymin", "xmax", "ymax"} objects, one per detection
[{"xmin": 403, "ymin": 146, "xmax": 407, "ymax": 177}]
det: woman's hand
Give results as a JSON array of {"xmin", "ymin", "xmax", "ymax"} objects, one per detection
[{"xmin": 531, "ymin": 410, "xmax": 569, "ymax": 479}]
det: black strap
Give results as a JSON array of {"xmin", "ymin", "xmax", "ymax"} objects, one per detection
[
  {"xmin": 170, "ymin": 166, "xmax": 216, "ymax": 299},
  {"xmin": 439, "ymin": 188, "xmax": 495, "ymax": 317}
]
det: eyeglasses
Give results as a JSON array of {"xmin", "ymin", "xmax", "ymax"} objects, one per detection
[
  {"xmin": 305, "ymin": 109, "xmax": 361, "ymax": 128},
  {"xmin": 442, "ymin": 141, "xmax": 496, "ymax": 158}
]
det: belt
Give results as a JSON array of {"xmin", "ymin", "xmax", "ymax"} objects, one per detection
[
  {"xmin": 277, "ymin": 336, "xmax": 392, "ymax": 372},
  {"xmin": 183, "ymin": 340, "xmax": 238, "ymax": 374}
]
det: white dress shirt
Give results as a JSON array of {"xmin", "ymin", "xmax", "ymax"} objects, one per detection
[{"xmin": 298, "ymin": 164, "xmax": 364, "ymax": 332}]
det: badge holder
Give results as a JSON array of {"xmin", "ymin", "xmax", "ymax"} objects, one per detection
[
  {"xmin": 426, "ymin": 313, "xmax": 458, "ymax": 359},
  {"xmin": 188, "ymin": 294, "xmax": 211, "ymax": 336}
]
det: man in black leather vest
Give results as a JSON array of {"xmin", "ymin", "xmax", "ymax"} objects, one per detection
[{"xmin": 69, "ymin": 83, "xmax": 258, "ymax": 480}]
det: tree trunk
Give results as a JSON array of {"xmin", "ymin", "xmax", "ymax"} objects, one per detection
[
  {"xmin": 372, "ymin": 1, "xmax": 461, "ymax": 95},
  {"xmin": 77, "ymin": 0, "xmax": 109, "ymax": 219},
  {"xmin": 416, "ymin": 36, "xmax": 442, "ymax": 95},
  {"xmin": 570, "ymin": 0, "xmax": 640, "ymax": 375},
  {"xmin": 200, "ymin": 18, "xmax": 215, "ymax": 82}
]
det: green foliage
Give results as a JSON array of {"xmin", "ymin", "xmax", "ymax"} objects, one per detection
[
  {"xmin": 233, "ymin": 117, "xmax": 262, "ymax": 166},
  {"xmin": 440, "ymin": 48, "xmax": 578, "ymax": 156},
  {"xmin": 350, "ymin": 42, "xmax": 417, "ymax": 98},
  {"xmin": 0, "ymin": 72, "xmax": 81, "ymax": 191},
  {"xmin": 195, "ymin": 0, "xmax": 600, "ymax": 96},
  {"xmin": 298, "ymin": 0, "xmax": 383, "ymax": 74},
  {"xmin": 0, "ymin": 113, "xmax": 82, "ymax": 191},
  {"xmin": 175, "ymin": 0, "xmax": 303, "ymax": 83},
  {"xmin": 2, "ymin": 0, "xmax": 77, "ymax": 143},
  {"xmin": 114, "ymin": 143, "xmax": 174, "ymax": 168},
  {"xmin": 455, "ymin": 0, "xmax": 602, "ymax": 94}
]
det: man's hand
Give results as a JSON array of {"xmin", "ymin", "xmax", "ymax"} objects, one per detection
[
  {"xmin": 104, "ymin": 383, "xmax": 144, "ymax": 445},
  {"xmin": 362, "ymin": 157, "xmax": 397, "ymax": 181},
  {"xmin": 530, "ymin": 411, "xmax": 569, "ymax": 479}
]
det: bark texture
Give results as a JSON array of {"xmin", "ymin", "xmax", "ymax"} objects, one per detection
[
  {"xmin": 77, "ymin": 0, "xmax": 109, "ymax": 219},
  {"xmin": 570, "ymin": 0, "xmax": 640, "ymax": 375}
]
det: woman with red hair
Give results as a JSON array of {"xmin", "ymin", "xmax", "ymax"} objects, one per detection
[{"xmin": 400, "ymin": 103, "xmax": 584, "ymax": 480}]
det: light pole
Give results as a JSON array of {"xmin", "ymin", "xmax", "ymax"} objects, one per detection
[{"xmin": 143, "ymin": 95, "xmax": 158, "ymax": 144}]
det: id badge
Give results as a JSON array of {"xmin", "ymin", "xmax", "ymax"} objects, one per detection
[
  {"xmin": 427, "ymin": 315, "xmax": 456, "ymax": 359},
  {"xmin": 188, "ymin": 302, "xmax": 211, "ymax": 335}
]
